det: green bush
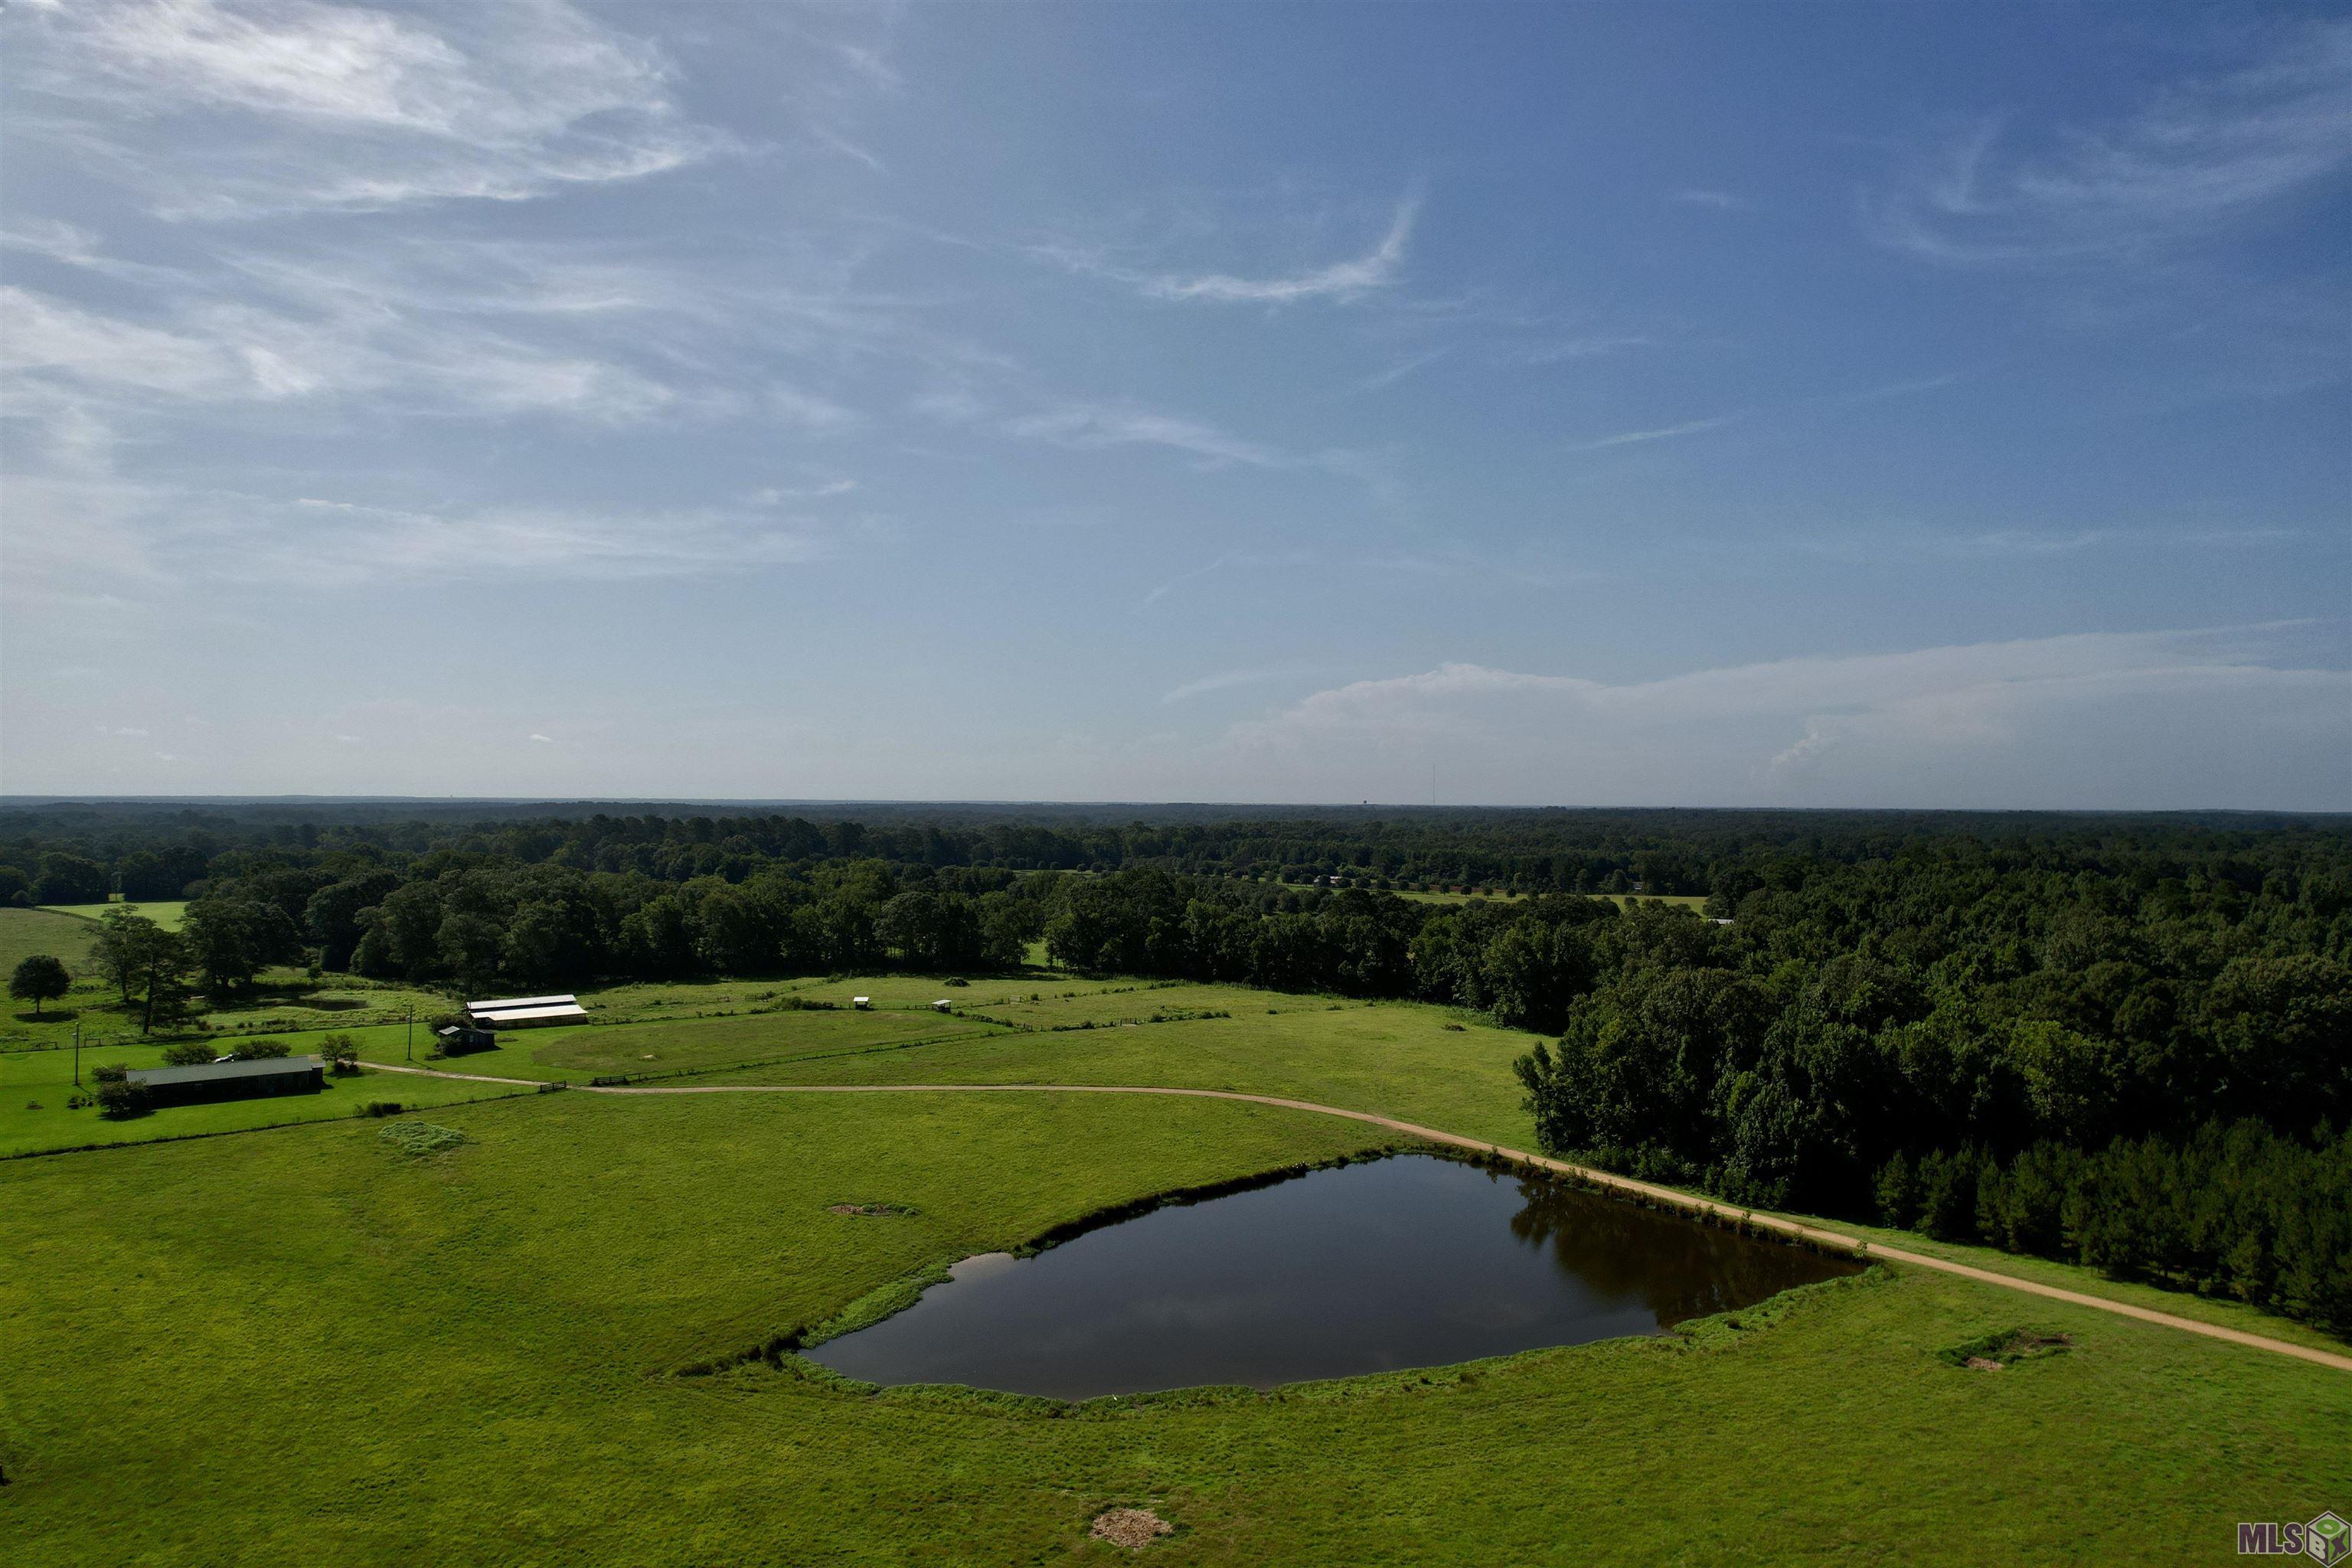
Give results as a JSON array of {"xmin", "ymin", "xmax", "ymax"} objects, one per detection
[
  {"xmin": 358, "ymin": 1100, "xmax": 403, "ymax": 1118},
  {"xmin": 228, "ymin": 1040, "xmax": 291, "ymax": 1061},
  {"xmin": 161, "ymin": 1041, "xmax": 218, "ymax": 1067},
  {"xmin": 93, "ymin": 1079, "xmax": 149, "ymax": 1119}
]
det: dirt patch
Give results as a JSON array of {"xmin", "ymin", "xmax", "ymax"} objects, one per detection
[
  {"xmin": 827, "ymin": 1202, "xmax": 913, "ymax": 1217},
  {"xmin": 1089, "ymin": 1508, "xmax": 1172, "ymax": 1550},
  {"xmin": 1943, "ymin": 1328, "xmax": 2074, "ymax": 1370}
]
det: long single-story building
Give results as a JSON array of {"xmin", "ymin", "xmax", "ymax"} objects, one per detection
[
  {"xmin": 465, "ymin": 994, "xmax": 590, "ymax": 1030},
  {"xmin": 128, "ymin": 1056, "xmax": 324, "ymax": 1108}
]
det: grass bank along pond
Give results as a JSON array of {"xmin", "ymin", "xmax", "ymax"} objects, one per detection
[{"xmin": 805, "ymin": 1153, "xmax": 1860, "ymax": 1400}]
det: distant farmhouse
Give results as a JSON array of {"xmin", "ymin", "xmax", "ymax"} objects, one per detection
[
  {"xmin": 129, "ymin": 1056, "xmax": 323, "ymax": 1108},
  {"xmin": 464, "ymin": 995, "xmax": 590, "ymax": 1031}
]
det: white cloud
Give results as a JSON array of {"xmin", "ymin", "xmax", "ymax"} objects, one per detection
[
  {"xmin": 1566, "ymin": 414, "xmax": 1739, "ymax": 452},
  {"xmin": 1200, "ymin": 629, "xmax": 2350, "ymax": 808},
  {"xmin": 8, "ymin": 0, "xmax": 730, "ymax": 217},
  {"xmin": 2, "ymin": 266, "xmax": 691, "ymax": 424},
  {"xmin": 1162, "ymin": 667, "xmax": 1313, "ymax": 704},
  {"xmin": 1867, "ymin": 22, "xmax": 2352, "ymax": 263},
  {"xmin": 1047, "ymin": 192, "xmax": 1423, "ymax": 307},
  {"xmin": 7, "ymin": 464, "xmax": 831, "ymax": 593},
  {"xmin": 766, "ymin": 381, "xmax": 861, "ymax": 432},
  {"xmin": 1002, "ymin": 403, "xmax": 1283, "ymax": 469},
  {"xmin": 1138, "ymin": 194, "xmax": 1420, "ymax": 304}
]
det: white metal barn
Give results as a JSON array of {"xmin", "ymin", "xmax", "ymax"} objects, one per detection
[{"xmin": 465, "ymin": 994, "xmax": 591, "ymax": 1030}]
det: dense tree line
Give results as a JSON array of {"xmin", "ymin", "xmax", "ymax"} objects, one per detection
[
  {"xmin": 6, "ymin": 802, "xmax": 2345, "ymax": 1325},
  {"xmin": 13, "ymin": 802, "xmax": 2336, "ymax": 907}
]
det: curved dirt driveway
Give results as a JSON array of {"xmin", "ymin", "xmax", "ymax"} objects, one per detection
[{"xmin": 362, "ymin": 1061, "xmax": 2352, "ymax": 1374}]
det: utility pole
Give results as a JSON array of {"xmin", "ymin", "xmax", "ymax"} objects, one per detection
[
  {"xmin": 405, "ymin": 1008, "xmax": 413, "ymax": 1063},
  {"xmin": 73, "ymin": 1022, "xmax": 82, "ymax": 1086}
]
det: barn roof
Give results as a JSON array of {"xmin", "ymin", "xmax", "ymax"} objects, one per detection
[
  {"xmin": 469, "ymin": 1003, "xmax": 590, "ymax": 1025},
  {"xmin": 129, "ymin": 1056, "xmax": 322, "ymax": 1087},
  {"xmin": 465, "ymin": 994, "xmax": 579, "ymax": 1013}
]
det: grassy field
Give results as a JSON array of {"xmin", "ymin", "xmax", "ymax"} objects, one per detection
[
  {"xmin": 36, "ymin": 899, "xmax": 190, "ymax": 930},
  {"xmin": 0, "ymin": 1030, "xmax": 537, "ymax": 1157},
  {"xmin": 733, "ymin": 988, "xmax": 1534, "ymax": 1144},
  {"xmin": 0, "ymin": 907, "xmax": 101, "ymax": 977},
  {"xmin": 4, "ymin": 1079, "xmax": 2344, "ymax": 1566}
]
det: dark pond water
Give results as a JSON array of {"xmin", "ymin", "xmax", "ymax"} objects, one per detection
[{"xmin": 804, "ymin": 1155, "xmax": 1859, "ymax": 1400}]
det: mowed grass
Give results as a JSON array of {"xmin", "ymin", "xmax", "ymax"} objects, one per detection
[
  {"xmin": 528, "ymin": 1007, "xmax": 1001, "ymax": 1076},
  {"xmin": 740, "ymin": 989, "xmax": 1537, "ymax": 1146},
  {"xmin": 0, "ymin": 1030, "xmax": 531, "ymax": 1158},
  {"xmin": 0, "ymin": 907, "xmax": 101, "ymax": 975},
  {"xmin": 2, "ymin": 1086, "xmax": 2344, "ymax": 1566},
  {"xmin": 36, "ymin": 899, "xmax": 190, "ymax": 930}
]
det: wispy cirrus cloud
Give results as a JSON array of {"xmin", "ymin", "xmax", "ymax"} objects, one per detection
[
  {"xmin": 1566, "ymin": 413, "xmax": 1740, "ymax": 452},
  {"xmin": 2, "ymin": 279, "xmax": 690, "ymax": 423},
  {"xmin": 994, "ymin": 400, "xmax": 1393, "ymax": 501},
  {"xmin": 1045, "ymin": 191, "xmax": 1423, "ymax": 306},
  {"xmin": 1003, "ymin": 404, "xmax": 1285, "ymax": 469},
  {"xmin": 6, "ymin": 0, "xmax": 734, "ymax": 217},
  {"xmin": 1141, "ymin": 192, "xmax": 1421, "ymax": 304},
  {"xmin": 1866, "ymin": 21, "xmax": 2352, "ymax": 263},
  {"xmin": 1161, "ymin": 666, "xmax": 1318, "ymax": 704},
  {"xmin": 1776, "ymin": 521, "xmax": 2314, "ymax": 565}
]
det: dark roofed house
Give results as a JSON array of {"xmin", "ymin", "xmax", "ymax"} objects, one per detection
[{"xmin": 127, "ymin": 1055, "xmax": 324, "ymax": 1109}]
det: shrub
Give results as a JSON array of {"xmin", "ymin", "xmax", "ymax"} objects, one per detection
[
  {"xmin": 90, "ymin": 1063, "xmax": 128, "ymax": 1085},
  {"xmin": 93, "ymin": 1079, "xmax": 149, "ymax": 1119},
  {"xmin": 320, "ymin": 1034, "xmax": 361, "ymax": 1075},
  {"xmin": 229, "ymin": 1040, "xmax": 290, "ymax": 1061},
  {"xmin": 358, "ymin": 1100, "xmax": 403, "ymax": 1118},
  {"xmin": 1915, "ymin": 1148, "xmax": 1984, "ymax": 1242},
  {"xmin": 160, "ymin": 1040, "xmax": 218, "ymax": 1067},
  {"xmin": 1873, "ymin": 1152, "xmax": 1921, "ymax": 1230}
]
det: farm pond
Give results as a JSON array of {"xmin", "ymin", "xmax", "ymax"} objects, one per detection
[{"xmin": 804, "ymin": 1154, "xmax": 1860, "ymax": 1400}]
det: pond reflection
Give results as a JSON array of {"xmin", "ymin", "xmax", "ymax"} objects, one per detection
[{"xmin": 805, "ymin": 1154, "xmax": 1857, "ymax": 1400}]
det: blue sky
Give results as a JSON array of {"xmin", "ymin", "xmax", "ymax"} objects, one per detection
[{"xmin": 3, "ymin": 1, "xmax": 2346, "ymax": 807}]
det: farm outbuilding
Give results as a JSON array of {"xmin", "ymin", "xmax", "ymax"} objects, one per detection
[
  {"xmin": 465, "ymin": 994, "xmax": 590, "ymax": 1030},
  {"xmin": 128, "ymin": 1056, "xmax": 324, "ymax": 1108},
  {"xmin": 436, "ymin": 1024, "xmax": 498, "ymax": 1054}
]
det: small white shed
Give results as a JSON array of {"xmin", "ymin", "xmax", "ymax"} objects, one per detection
[{"xmin": 852, "ymin": 996, "xmax": 872, "ymax": 1010}]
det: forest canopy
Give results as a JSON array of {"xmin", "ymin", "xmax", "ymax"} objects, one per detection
[{"xmin": 5, "ymin": 801, "xmax": 2345, "ymax": 1325}]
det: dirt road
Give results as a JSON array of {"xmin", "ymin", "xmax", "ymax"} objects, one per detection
[{"xmin": 358, "ymin": 1061, "xmax": 2352, "ymax": 1374}]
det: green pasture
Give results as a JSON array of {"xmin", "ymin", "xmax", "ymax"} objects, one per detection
[
  {"xmin": 0, "ymin": 907, "xmax": 102, "ymax": 975},
  {"xmin": 3, "ymin": 1081, "xmax": 2344, "ymax": 1566},
  {"xmin": 0, "ymin": 1030, "xmax": 531, "ymax": 1158},
  {"xmin": 35, "ymin": 899, "xmax": 190, "ymax": 930},
  {"xmin": 737, "ymin": 989, "xmax": 1531, "ymax": 1142},
  {"xmin": 529, "ymin": 1007, "xmax": 1001, "ymax": 1076}
]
